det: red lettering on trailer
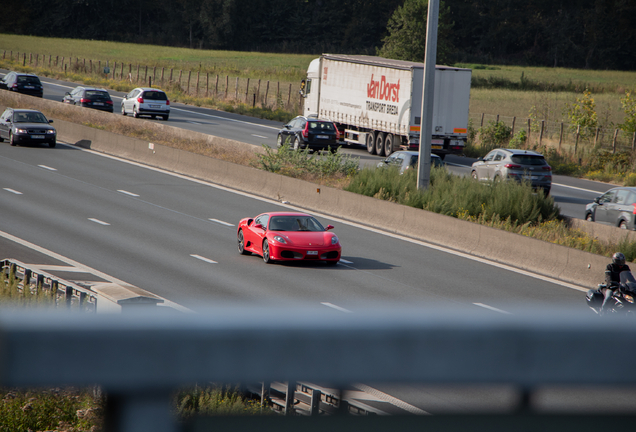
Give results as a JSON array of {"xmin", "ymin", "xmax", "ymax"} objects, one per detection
[{"xmin": 367, "ymin": 75, "xmax": 399, "ymax": 103}]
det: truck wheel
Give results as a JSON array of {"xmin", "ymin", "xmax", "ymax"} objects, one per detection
[
  {"xmin": 384, "ymin": 134, "xmax": 394, "ymax": 156},
  {"xmin": 375, "ymin": 132, "xmax": 385, "ymax": 157},
  {"xmin": 366, "ymin": 131, "xmax": 376, "ymax": 155}
]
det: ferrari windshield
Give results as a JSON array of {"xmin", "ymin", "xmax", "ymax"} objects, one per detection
[{"xmin": 268, "ymin": 216, "xmax": 325, "ymax": 232}]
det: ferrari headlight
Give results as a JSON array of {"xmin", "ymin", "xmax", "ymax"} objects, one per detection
[
  {"xmin": 331, "ymin": 235, "xmax": 339, "ymax": 245},
  {"xmin": 273, "ymin": 235, "xmax": 287, "ymax": 244},
  {"xmin": 624, "ymin": 294, "xmax": 634, "ymax": 304}
]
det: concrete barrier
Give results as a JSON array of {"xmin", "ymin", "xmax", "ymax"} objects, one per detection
[{"xmin": 0, "ymin": 94, "xmax": 619, "ymax": 289}]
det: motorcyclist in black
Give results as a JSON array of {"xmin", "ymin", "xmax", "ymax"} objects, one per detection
[{"xmin": 601, "ymin": 252, "xmax": 631, "ymax": 313}]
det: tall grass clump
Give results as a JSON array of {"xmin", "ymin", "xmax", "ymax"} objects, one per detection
[
  {"xmin": 0, "ymin": 387, "xmax": 103, "ymax": 431},
  {"xmin": 345, "ymin": 166, "xmax": 559, "ymax": 226},
  {"xmin": 175, "ymin": 385, "xmax": 263, "ymax": 420},
  {"xmin": 0, "ymin": 270, "xmax": 57, "ymax": 307},
  {"xmin": 255, "ymin": 144, "xmax": 359, "ymax": 186}
]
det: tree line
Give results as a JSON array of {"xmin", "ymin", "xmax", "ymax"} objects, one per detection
[{"xmin": 3, "ymin": 0, "xmax": 635, "ymax": 70}]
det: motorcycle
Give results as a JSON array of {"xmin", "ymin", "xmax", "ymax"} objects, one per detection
[{"xmin": 587, "ymin": 270, "xmax": 636, "ymax": 315}]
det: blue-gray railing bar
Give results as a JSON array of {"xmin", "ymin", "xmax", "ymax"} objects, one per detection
[
  {"xmin": 1, "ymin": 307, "xmax": 635, "ymax": 432},
  {"xmin": 1, "ymin": 258, "xmax": 98, "ymax": 310}
]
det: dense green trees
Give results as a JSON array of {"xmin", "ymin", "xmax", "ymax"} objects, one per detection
[{"xmin": 2, "ymin": 0, "xmax": 635, "ymax": 70}]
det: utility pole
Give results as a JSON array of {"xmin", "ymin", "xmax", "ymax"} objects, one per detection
[{"xmin": 417, "ymin": 0, "xmax": 439, "ymax": 190}]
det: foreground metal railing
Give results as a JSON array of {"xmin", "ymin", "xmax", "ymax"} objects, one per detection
[
  {"xmin": 1, "ymin": 258, "xmax": 98, "ymax": 311},
  {"xmin": 1, "ymin": 307, "xmax": 636, "ymax": 432}
]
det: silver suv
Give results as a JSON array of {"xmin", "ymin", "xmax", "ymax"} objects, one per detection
[
  {"xmin": 121, "ymin": 87, "xmax": 170, "ymax": 120},
  {"xmin": 471, "ymin": 148, "xmax": 552, "ymax": 194}
]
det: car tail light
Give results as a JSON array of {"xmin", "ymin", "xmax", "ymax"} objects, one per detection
[
  {"xmin": 504, "ymin": 164, "xmax": 522, "ymax": 169},
  {"xmin": 166, "ymin": 100, "xmax": 170, "ymax": 105},
  {"xmin": 302, "ymin": 122, "xmax": 309, "ymax": 138},
  {"xmin": 106, "ymin": 100, "xmax": 113, "ymax": 105},
  {"xmin": 137, "ymin": 97, "xmax": 144, "ymax": 103},
  {"xmin": 11, "ymin": 83, "xmax": 18, "ymax": 89},
  {"xmin": 80, "ymin": 98, "xmax": 90, "ymax": 103},
  {"xmin": 542, "ymin": 166, "xmax": 552, "ymax": 171}
]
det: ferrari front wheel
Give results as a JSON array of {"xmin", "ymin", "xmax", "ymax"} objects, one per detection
[
  {"xmin": 237, "ymin": 229, "xmax": 251, "ymax": 255},
  {"xmin": 262, "ymin": 240, "xmax": 274, "ymax": 264}
]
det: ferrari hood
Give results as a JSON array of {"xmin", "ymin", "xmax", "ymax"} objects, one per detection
[{"xmin": 286, "ymin": 232, "xmax": 328, "ymax": 246}]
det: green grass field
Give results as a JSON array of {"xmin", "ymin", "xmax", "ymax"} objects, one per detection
[{"xmin": 2, "ymin": 34, "xmax": 635, "ymax": 129}]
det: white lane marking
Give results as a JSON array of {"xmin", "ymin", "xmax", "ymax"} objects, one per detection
[
  {"xmin": 171, "ymin": 107, "xmax": 280, "ymax": 130},
  {"xmin": 251, "ymin": 134, "xmax": 268, "ymax": 139},
  {"xmin": 553, "ymin": 183, "xmax": 605, "ymax": 194},
  {"xmin": 0, "ymin": 229, "xmax": 192, "ymax": 313},
  {"xmin": 209, "ymin": 218, "xmax": 234, "ymax": 226},
  {"xmin": 191, "ymin": 254, "xmax": 217, "ymax": 264},
  {"xmin": 474, "ymin": 303, "xmax": 512, "ymax": 315},
  {"xmin": 339, "ymin": 258, "xmax": 353, "ymax": 264},
  {"xmin": 75, "ymin": 147, "xmax": 591, "ymax": 293},
  {"xmin": 187, "ymin": 121, "xmax": 202, "ymax": 125},
  {"xmin": 118, "ymin": 189, "xmax": 140, "ymax": 197},
  {"xmin": 38, "ymin": 165, "xmax": 57, "ymax": 171},
  {"xmin": 353, "ymin": 383, "xmax": 430, "ymax": 415},
  {"xmin": 321, "ymin": 302, "xmax": 352, "ymax": 313},
  {"xmin": 3, "ymin": 188, "xmax": 22, "ymax": 195},
  {"xmin": 88, "ymin": 218, "xmax": 110, "ymax": 226}
]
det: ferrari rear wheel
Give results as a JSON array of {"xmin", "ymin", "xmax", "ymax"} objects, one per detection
[
  {"xmin": 237, "ymin": 229, "xmax": 251, "ymax": 255},
  {"xmin": 262, "ymin": 240, "xmax": 273, "ymax": 264}
]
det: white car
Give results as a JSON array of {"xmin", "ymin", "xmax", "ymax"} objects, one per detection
[{"xmin": 121, "ymin": 87, "xmax": 170, "ymax": 120}]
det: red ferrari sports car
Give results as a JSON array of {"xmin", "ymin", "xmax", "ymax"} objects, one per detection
[{"xmin": 237, "ymin": 212, "xmax": 341, "ymax": 265}]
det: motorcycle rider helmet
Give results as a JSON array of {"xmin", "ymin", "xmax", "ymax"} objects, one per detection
[{"xmin": 613, "ymin": 252, "xmax": 626, "ymax": 266}]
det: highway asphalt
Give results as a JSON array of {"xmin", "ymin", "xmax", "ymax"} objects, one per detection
[{"xmin": 0, "ymin": 71, "xmax": 630, "ymax": 414}]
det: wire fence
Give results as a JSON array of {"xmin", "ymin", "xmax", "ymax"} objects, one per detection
[
  {"xmin": 470, "ymin": 112, "xmax": 636, "ymax": 155},
  {"xmin": 2, "ymin": 50, "xmax": 304, "ymax": 113}
]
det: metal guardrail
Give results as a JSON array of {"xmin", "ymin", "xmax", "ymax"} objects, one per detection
[
  {"xmin": 2, "ymin": 307, "xmax": 636, "ymax": 431},
  {"xmin": 1, "ymin": 258, "xmax": 98, "ymax": 311}
]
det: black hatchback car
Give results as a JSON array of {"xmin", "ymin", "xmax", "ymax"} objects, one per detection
[
  {"xmin": 0, "ymin": 108, "xmax": 56, "ymax": 147},
  {"xmin": 0, "ymin": 72, "xmax": 44, "ymax": 97},
  {"xmin": 63, "ymin": 86, "xmax": 114, "ymax": 113},
  {"xmin": 277, "ymin": 116, "xmax": 340, "ymax": 152},
  {"xmin": 585, "ymin": 187, "xmax": 636, "ymax": 230}
]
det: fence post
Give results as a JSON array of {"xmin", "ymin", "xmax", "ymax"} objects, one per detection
[
  {"xmin": 253, "ymin": 93, "xmax": 256, "ymax": 108},
  {"xmin": 120, "ymin": 63, "xmax": 124, "ymax": 80},
  {"xmin": 113, "ymin": 62, "xmax": 117, "ymax": 79},
  {"xmin": 49, "ymin": 55, "xmax": 51, "ymax": 68},
  {"xmin": 153, "ymin": 66, "xmax": 156, "ymax": 85},
  {"xmin": 594, "ymin": 127, "xmax": 600, "ymax": 146},
  {"xmin": 187, "ymin": 71, "xmax": 192, "ymax": 95},
  {"xmin": 23, "ymin": 53, "xmax": 26, "ymax": 66},
  {"xmin": 288, "ymin": 83, "xmax": 292, "ymax": 106},
  {"xmin": 215, "ymin": 75, "xmax": 219, "ymax": 95},
  {"xmin": 265, "ymin": 81, "xmax": 270, "ymax": 107},
  {"xmin": 206, "ymin": 73, "xmax": 209, "ymax": 98},
  {"xmin": 245, "ymin": 78, "xmax": 249, "ymax": 102},
  {"xmin": 496, "ymin": 114, "xmax": 499, "ymax": 125},
  {"xmin": 256, "ymin": 79, "xmax": 261, "ymax": 103},
  {"xmin": 575, "ymin": 125, "xmax": 580, "ymax": 154},
  {"xmin": 559, "ymin": 122, "xmax": 564, "ymax": 151},
  {"xmin": 480, "ymin": 113, "xmax": 484, "ymax": 127},
  {"xmin": 613, "ymin": 129, "xmax": 619, "ymax": 154},
  {"xmin": 235, "ymin": 77, "xmax": 239, "ymax": 100},
  {"xmin": 178, "ymin": 70, "xmax": 182, "ymax": 89},
  {"xmin": 633, "ymin": 132, "xmax": 636, "ymax": 152},
  {"xmin": 511, "ymin": 117, "xmax": 516, "ymax": 136},
  {"xmin": 527, "ymin": 119, "xmax": 531, "ymax": 145},
  {"xmin": 137, "ymin": 64, "xmax": 140, "ymax": 82},
  {"xmin": 225, "ymin": 75, "xmax": 229, "ymax": 98},
  {"xmin": 169, "ymin": 68, "xmax": 173, "ymax": 83},
  {"xmin": 539, "ymin": 120, "xmax": 544, "ymax": 146},
  {"xmin": 161, "ymin": 67, "xmax": 164, "ymax": 85},
  {"xmin": 29, "ymin": 53, "xmax": 32, "ymax": 65},
  {"xmin": 196, "ymin": 71, "xmax": 200, "ymax": 96},
  {"xmin": 285, "ymin": 382, "xmax": 295, "ymax": 416},
  {"xmin": 144, "ymin": 65, "xmax": 148, "ymax": 81}
]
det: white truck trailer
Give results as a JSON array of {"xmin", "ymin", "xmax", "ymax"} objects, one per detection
[{"xmin": 300, "ymin": 54, "xmax": 471, "ymax": 158}]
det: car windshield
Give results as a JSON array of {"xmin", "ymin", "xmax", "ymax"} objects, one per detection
[
  {"xmin": 268, "ymin": 216, "xmax": 325, "ymax": 232},
  {"xmin": 511, "ymin": 155, "xmax": 546, "ymax": 165},
  {"xmin": 13, "ymin": 112, "xmax": 47, "ymax": 123},
  {"xmin": 308, "ymin": 122, "xmax": 334, "ymax": 131},
  {"xmin": 143, "ymin": 91, "xmax": 167, "ymax": 100},
  {"xmin": 85, "ymin": 90, "xmax": 110, "ymax": 100},
  {"xmin": 17, "ymin": 76, "xmax": 40, "ymax": 85}
]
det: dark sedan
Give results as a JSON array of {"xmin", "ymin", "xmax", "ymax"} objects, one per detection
[
  {"xmin": 0, "ymin": 108, "xmax": 56, "ymax": 148},
  {"xmin": 276, "ymin": 115, "xmax": 340, "ymax": 152},
  {"xmin": 0, "ymin": 72, "xmax": 44, "ymax": 98},
  {"xmin": 63, "ymin": 86, "xmax": 114, "ymax": 113},
  {"xmin": 585, "ymin": 187, "xmax": 636, "ymax": 230}
]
